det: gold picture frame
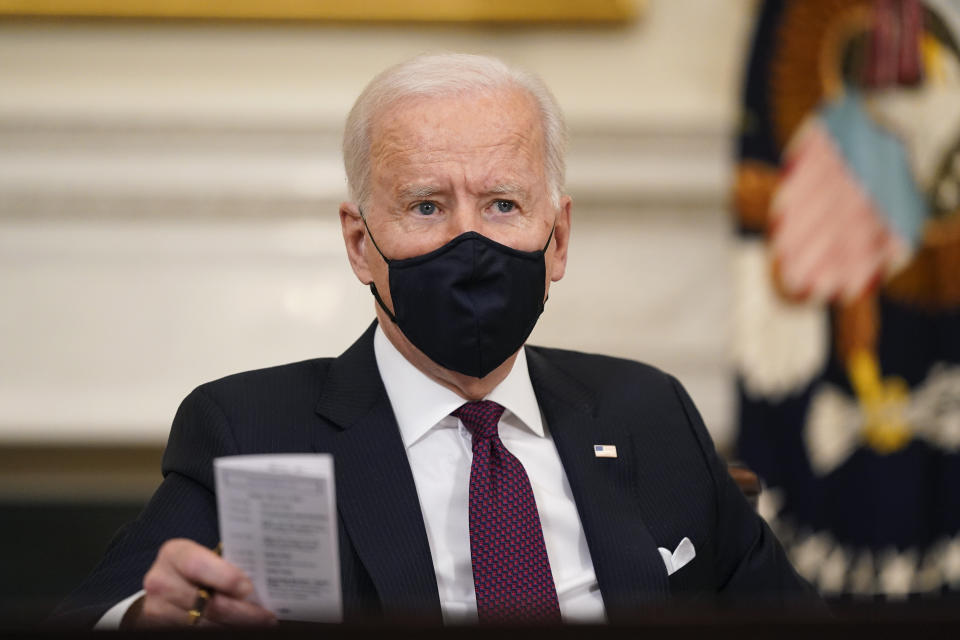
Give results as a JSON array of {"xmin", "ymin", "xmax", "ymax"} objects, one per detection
[{"xmin": 0, "ymin": 0, "xmax": 642, "ymax": 23}]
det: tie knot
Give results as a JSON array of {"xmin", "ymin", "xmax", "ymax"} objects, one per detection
[{"xmin": 453, "ymin": 400, "xmax": 505, "ymax": 440}]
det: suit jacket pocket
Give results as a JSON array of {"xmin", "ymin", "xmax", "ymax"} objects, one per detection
[{"xmin": 666, "ymin": 549, "xmax": 712, "ymax": 599}]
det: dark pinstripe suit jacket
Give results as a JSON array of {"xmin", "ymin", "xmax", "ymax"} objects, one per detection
[{"xmin": 51, "ymin": 322, "xmax": 815, "ymax": 627}]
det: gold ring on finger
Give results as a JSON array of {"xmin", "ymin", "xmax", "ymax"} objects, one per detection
[{"xmin": 188, "ymin": 587, "xmax": 211, "ymax": 625}]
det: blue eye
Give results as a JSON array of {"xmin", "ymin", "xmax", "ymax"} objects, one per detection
[
  {"xmin": 416, "ymin": 202, "xmax": 437, "ymax": 216},
  {"xmin": 495, "ymin": 200, "xmax": 515, "ymax": 213}
]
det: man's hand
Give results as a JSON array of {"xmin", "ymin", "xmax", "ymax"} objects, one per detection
[{"xmin": 125, "ymin": 538, "xmax": 277, "ymax": 628}]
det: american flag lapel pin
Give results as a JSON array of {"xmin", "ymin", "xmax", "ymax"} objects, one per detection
[{"xmin": 594, "ymin": 444, "xmax": 617, "ymax": 458}]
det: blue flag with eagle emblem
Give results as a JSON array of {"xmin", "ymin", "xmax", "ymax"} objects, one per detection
[{"xmin": 732, "ymin": 0, "xmax": 960, "ymax": 598}]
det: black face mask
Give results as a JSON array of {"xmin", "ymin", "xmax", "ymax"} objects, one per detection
[{"xmin": 360, "ymin": 211, "xmax": 554, "ymax": 378}]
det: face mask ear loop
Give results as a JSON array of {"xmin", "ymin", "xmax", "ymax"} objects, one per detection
[
  {"xmin": 358, "ymin": 207, "xmax": 391, "ymax": 263},
  {"xmin": 541, "ymin": 219, "xmax": 557, "ymax": 253},
  {"xmin": 357, "ymin": 207, "xmax": 397, "ymax": 324},
  {"xmin": 357, "ymin": 208, "xmax": 400, "ymax": 324},
  {"xmin": 369, "ymin": 283, "xmax": 399, "ymax": 324},
  {"xmin": 536, "ymin": 218, "xmax": 558, "ymax": 313}
]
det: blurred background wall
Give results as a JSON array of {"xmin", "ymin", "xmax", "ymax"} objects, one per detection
[{"xmin": 0, "ymin": 0, "xmax": 753, "ymax": 625}]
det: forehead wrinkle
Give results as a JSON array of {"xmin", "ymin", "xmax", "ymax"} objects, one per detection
[
  {"xmin": 368, "ymin": 88, "xmax": 550, "ymax": 202},
  {"xmin": 373, "ymin": 105, "xmax": 542, "ymax": 164}
]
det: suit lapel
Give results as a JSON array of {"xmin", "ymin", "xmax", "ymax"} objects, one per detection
[
  {"xmin": 314, "ymin": 322, "xmax": 442, "ymax": 623},
  {"xmin": 314, "ymin": 327, "xmax": 668, "ymax": 622},
  {"xmin": 526, "ymin": 347, "xmax": 669, "ymax": 622}
]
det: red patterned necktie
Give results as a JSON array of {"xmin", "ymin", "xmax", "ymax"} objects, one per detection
[{"xmin": 453, "ymin": 400, "xmax": 562, "ymax": 624}]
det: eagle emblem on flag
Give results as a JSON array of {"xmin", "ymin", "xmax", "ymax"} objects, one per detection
[{"xmin": 733, "ymin": 0, "xmax": 960, "ymax": 597}]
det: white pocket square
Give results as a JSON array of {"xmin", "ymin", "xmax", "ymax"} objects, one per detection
[{"xmin": 658, "ymin": 537, "xmax": 695, "ymax": 576}]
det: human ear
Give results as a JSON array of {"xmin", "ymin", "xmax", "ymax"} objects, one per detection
[
  {"xmin": 339, "ymin": 202, "xmax": 373, "ymax": 285},
  {"xmin": 549, "ymin": 195, "xmax": 572, "ymax": 282}
]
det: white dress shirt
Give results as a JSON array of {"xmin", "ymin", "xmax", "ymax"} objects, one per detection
[
  {"xmin": 374, "ymin": 326, "xmax": 605, "ymax": 623},
  {"xmin": 97, "ymin": 327, "xmax": 605, "ymax": 627}
]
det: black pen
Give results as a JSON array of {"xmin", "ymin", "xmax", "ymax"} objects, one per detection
[{"xmin": 188, "ymin": 542, "xmax": 223, "ymax": 626}]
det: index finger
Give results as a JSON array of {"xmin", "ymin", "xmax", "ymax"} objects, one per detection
[{"xmin": 161, "ymin": 539, "xmax": 254, "ymax": 598}]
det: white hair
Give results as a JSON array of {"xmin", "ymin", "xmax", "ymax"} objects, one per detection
[{"xmin": 342, "ymin": 53, "xmax": 568, "ymax": 209}]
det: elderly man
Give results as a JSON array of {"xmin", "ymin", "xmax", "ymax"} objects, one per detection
[{"xmin": 53, "ymin": 53, "xmax": 814, "ymax": 629}]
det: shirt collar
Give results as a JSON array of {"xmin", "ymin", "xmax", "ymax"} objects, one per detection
[{"xmin": 373, "ymin": 324, "xmax": 545, "ymax": 449}]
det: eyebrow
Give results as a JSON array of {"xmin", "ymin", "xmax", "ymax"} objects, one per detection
[
  {"xmin": 397, "ymin": 185, "xmax": 440, "ymax": 200},
  {"xmin": 485, "ymin": 184, "xmax": 527, "ymax": 199},
  {"xmin": 395, "ymin": 183, "xmax": 528, "ymax": 200}
]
